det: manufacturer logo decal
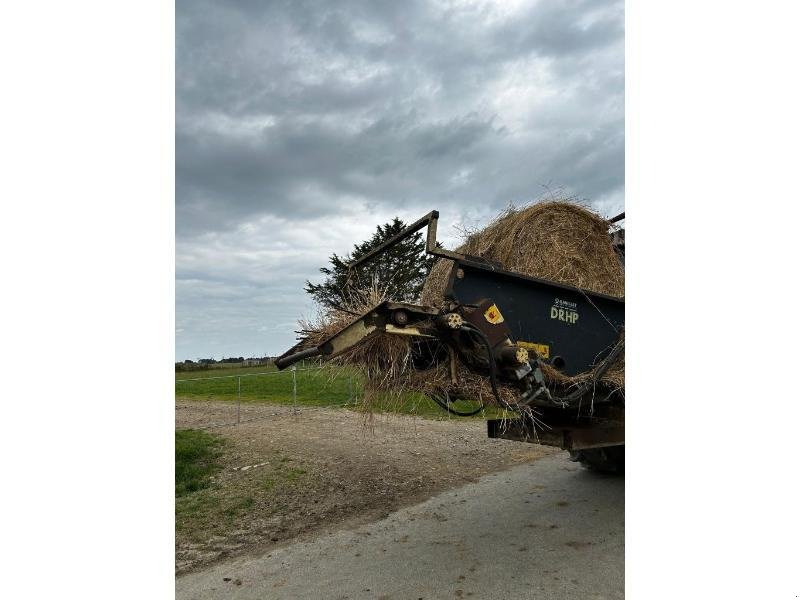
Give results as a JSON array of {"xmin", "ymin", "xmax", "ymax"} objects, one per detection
[{"xmin": 551, "ymin": 298, "xmax": 579, "ymax": 325}]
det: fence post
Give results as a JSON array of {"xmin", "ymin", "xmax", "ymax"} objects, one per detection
[
  {"xmin": 291, "ymin": 365, "xmax": 297, "ymax": 415},
  {"xmin": 237, "ymin": 376, "xmax": 241, "ymax": 425}
]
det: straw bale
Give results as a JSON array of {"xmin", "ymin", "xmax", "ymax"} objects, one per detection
[{"xmin": 422, "ymin": 201, "xmax": 624, "ymax": 305}]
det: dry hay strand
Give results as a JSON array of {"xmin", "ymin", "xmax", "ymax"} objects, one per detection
[
  {"xmin": 296, "ymin": 281, "xmax": 421, "ymax": 413},
  {"xmin": 405, "ymin": 360, "xmax": 522, "ymax": 408},
  {"xmin": 538, "ymin": 333, "xmax": 625, "ymax": 396}
]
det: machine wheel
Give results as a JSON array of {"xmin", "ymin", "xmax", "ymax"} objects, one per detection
[{"xmin": 569, "ymin": 445, "xmax": 625, "ymax": 474}]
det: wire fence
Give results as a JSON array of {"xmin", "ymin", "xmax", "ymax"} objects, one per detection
[{"xmin": 175, "ymin": 364, "xmax": 359, "ymax": 430}]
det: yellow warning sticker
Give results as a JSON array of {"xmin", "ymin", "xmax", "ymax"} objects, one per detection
[
  {"xmin": 483, "ymin": 304, "xmax": 505, "ymax": 324},
  {"xmin": 517, "ymin": 341, "xmax": 550, "ymax": 359}
]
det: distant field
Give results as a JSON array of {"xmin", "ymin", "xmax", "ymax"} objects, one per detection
[
  {"xmin": 175, "ymin": 363, "xmax": 356, "ymax": 407},
  {"xmin": 175, "ymin": 362, "xmax": 498, "ymax": 419},
  {"xmin": 175, "ymin": 361, "xmax": 316, "ymax": 380}
]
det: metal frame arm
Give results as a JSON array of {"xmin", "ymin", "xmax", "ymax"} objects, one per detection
[
  {"xmin": 274, "ymin": 347, "xmax": 321, "ymax": 370},
  {"xmin": 347, "ymin": 209, "xmax": 624, "ymax": 270},
  {"xmin": 347, "ymin": 210, "xmax": 463, "ymax": 270}
]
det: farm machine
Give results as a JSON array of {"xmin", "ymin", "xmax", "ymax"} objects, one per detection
[{"xmin": 276, "ymin": 211, "xmax": 625, "ymax": 472}]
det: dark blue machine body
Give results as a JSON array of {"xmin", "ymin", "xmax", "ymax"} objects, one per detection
[{"xmin": 447, "ymin": 260, "xmax": 624, "ymax": 376}]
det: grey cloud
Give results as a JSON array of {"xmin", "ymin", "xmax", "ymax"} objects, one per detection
[{"xmin": 176, "ymin": 0, "xmax": 624, "ymax": 359}]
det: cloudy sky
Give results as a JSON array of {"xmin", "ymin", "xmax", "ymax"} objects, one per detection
[{"xmin": 176, "ymin": 0, "xmax": 624, "ymax": 361}]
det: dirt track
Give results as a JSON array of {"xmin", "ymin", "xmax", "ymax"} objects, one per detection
[{"xmin": 175, "ymin": 400, "xmax": 557, "ymax": 574}]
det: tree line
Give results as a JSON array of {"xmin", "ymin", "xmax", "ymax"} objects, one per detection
[{"xmin": 175, "ymin": 356, "xmax": 273, "ymax": 372}]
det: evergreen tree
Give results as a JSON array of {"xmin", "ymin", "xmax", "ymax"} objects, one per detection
[{"xmin": 305, "ymin": 218, "xmax": 435, "ymax": 311}]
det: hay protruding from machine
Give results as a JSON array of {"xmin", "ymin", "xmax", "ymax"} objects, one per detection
[
  {"xmin": 423, "ymin": 201, "xmax": 624, "ymax": 305},
  {"xmin": 278, "ymin": 200, "xmax": 625, "ymax": 417}
]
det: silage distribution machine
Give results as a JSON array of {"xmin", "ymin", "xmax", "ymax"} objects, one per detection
[{"xmin": 276, "ymin": 211, "xmax": 625, "ymax": 472}]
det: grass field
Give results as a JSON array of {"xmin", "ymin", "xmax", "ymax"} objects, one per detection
[
  {"xmin": 175, "ymin": 363, "xmax": 359, "ymax": 407},
  {"xmin": 175, "ymin": 362, "xmax": 501, "ymax": 419}
]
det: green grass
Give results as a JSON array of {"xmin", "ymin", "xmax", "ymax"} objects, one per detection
[
  {"xmin": 175, "ymin": 450, "xmax": 313, "ymax": 540},
  {"xmin": 175, "ymin": 363, "xmax": 355, "ymax": 406},
  {"xmin": 175, "ymin": 362, "xmax": 505, "ymax": 419},
  {"xmin": 175, "ymin": 429, "xmax": 225, "ymax": 497}
]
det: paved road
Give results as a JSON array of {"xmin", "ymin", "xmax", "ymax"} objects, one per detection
[{"xmin": 177, "ymin": 453, "xmax": 624, "ymax": 600}]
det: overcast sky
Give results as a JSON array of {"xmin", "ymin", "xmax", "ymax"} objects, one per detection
[{"xmin": 176, "ymin": 0, "xmax": 624, "ymax": 361}]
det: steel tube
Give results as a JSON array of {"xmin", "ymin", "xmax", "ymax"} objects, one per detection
[{"xmin": 275, "ymin": 347, "xmax": 321, "ymax": 370}]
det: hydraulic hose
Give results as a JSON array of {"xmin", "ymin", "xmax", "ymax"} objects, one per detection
[
  {"xmin": 425, "ymin": 322, "xmax": 511, "ymax": 417},
  {"xmin": 274, "ymin": 347, "xmax": 322, "ymax": 370},
  {"xmin": 457, "ymin": 322, "xmax": 517, "ymax": 413},
  {"xmin": 429, "ymin": 390, "xmax": 486, "ymax": 417}
]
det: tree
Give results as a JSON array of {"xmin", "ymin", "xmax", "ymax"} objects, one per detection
[{"xmin": 305, "ymin": 217, "xmax": 435, "ymax": 311}]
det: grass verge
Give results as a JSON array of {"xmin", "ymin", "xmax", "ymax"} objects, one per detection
[
  {"xmin": 176, "ymin": 446, "xmax": 312, "ymax": 544},
  {"xmin": 176, "ymin": 429, "xmax": 225, "ymax": 497}
]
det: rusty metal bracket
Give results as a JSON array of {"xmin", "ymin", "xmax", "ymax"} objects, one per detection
[
  {"xmin": 347, "ymin": 210, "xmax": 463, "ymax": 271},
  {"xmin": 275, "ymin": 301, "xmax": 440, "ymax": 370},
  {"xmin": 487, "ymin": 418, "xmax": 624, "ymax": 450}
]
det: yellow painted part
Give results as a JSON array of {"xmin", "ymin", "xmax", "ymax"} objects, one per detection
[
  {"xmin": 483, "ymin": 303, "xmax": 505, "ymax": 324},
  {"xmin": 517, "ymin": 341, "xmax": 550, "ymax": 359},
  {"xmin": 384, "ymin": 324, "xmax": 435, "ymax": 337}
]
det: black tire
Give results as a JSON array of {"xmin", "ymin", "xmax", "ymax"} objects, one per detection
[{"xmin": 569, "ymin": 445, "xmax": 625, "ymax": 474}]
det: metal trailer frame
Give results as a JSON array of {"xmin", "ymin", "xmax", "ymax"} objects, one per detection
[{"xmin": 275, "ymin": 209, "xmax": 625, "ymax": 452}]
